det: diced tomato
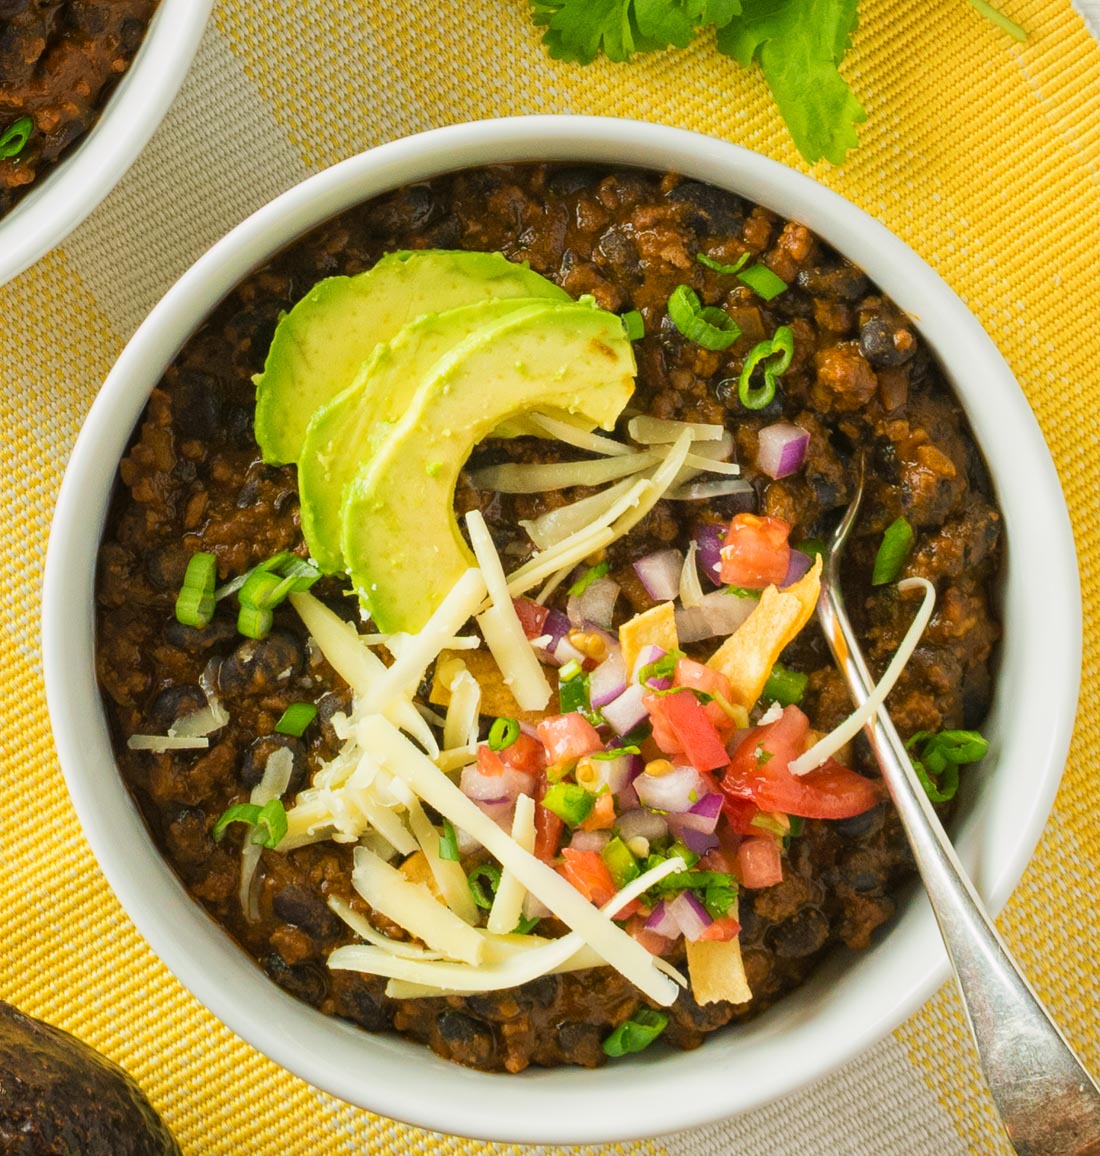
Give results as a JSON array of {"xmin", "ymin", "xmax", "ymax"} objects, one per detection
[
  {"xmin": 720, "ymin": 796, "xmax": 761, "ymax": 835},
  {"xmin": 476, "ymin": 745, "xmax": 506, "ymax": 776},
  {"xmin": 697, "ymin": 847, "xmax": 739, "ymax": 875},
  {"xmin": 720, "ymin": 513, "xmax": 792, "ymax": 589},
  {"xmin": 580, "ymin": 791, "xmax": 616, "ymax": 831},
  {"xmin": 559, "ymin": 847, "xmax": 617, "ymax": 907},
  {"xmin": 721, "ymin": 705, "xmax": 882, "ymax": 820},
  {"xmin": 697, "ymin": 913, "xmax": 742, "ymax": 942},
  {"xmin": 737, "ymin": 836, "xmax": 784, "ymax": 889},
  {"xmin": 643, "ymin": 693, "xmax": 684, "ymax": 755},
  {"xmin": 537, "ymin": 713, "xmax": 603, "ymax": 765},
  {"xmin": 674, "ymin": 657, "xmax": 737, "ymax": 734},
  {"xmin": 500, "ymin": 732, "xmax": 545, "ymax": 774},
  {"xmin": 533, "ymin": 801, "xmax": 564, "ymax": 861},
  {"xmin": 645, "ymin": 688, "xmax": 730, "ymax": 771},
  {"xmin": 626, "ymin": 915, "xmax": 673, "ymax": 956},
  {"xmin": 513, "ymin": 596, "xmax": 549, "ymax": 640},
  {"xmin": 610, "ymin": 896, "xmax": 642, "ymax": 921}
]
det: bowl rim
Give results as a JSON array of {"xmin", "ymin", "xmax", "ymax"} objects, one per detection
[
  {"xmin": 42, "ymin": 115, "xmax": 1082, "ymax": 1144},
  {"xmin": 0, "ymin": 0, "xmax": 213, "ymax": 288}
]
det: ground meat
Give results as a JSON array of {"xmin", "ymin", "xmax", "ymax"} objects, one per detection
[
  {"xmin": 95, "ymin": 163, "xmax": 1001, "ymax": 1073},
  {"xmin": 0, "ymin": 1, "xmax": 159, "ymax": 214}
]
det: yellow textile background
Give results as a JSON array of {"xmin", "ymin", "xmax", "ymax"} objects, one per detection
[{"xmin": 0, "ymin": 0, "xmax": 1098, "ymax": 1152}]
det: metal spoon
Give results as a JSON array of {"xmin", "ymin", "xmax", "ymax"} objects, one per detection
[{"xmin": 818, "ymin": 463, "xmax": 1100, "ymax": 1156}]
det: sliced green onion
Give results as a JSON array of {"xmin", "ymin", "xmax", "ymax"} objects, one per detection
[
  {"xmin": 602, "ymin": 1008, "xmax": 669, "ymax": 1057},
  {"xmin": 252, "ymin": 799, "xmax": 288, "ymax": 848},
  {"xmin": 274, "ymin": 702, "xmax": 317, "ymax": 737},
  {"xmin": 541, "ymin": 782, "xmax": 595, "ymax": 827},
  {"xmin": 468, "ymin": 863, "xmax": 502, "ymax": 910},
  {"xmin": 175, "ymin": 552, "xmax": 217, "ymax": 628},
  {"xmin": 439, "ymin": 818, "xmax": 460, "ymax": 862},
  {"xmin": 591, "ymin": 744, "xmax": 640, "ymax": 761},
  {"xmin": 512, "ymin": 914, "xmax": 541, "ymax": 935},
  {"xmin": 872, "ymin": 516, "xmax": 914, "ymax": 585},
  {"xmin": 738, "ymin": 264, "xmax": 788, "ymax": 301},
  {"xmin": 637, "ymin": 649, "xmax": 682, "ymax": 687},
  {"xmin": 488, "ymin": 716, "xmax": 520, "ymax": 751},
  {"xmin": 621, "ymin": 310, "xmax": 645, "ymax": 340},
  {"xmin": 697, "ymin": 252, "xmax": 751, "ymax": 276},
  {"xmin": 724, "ymin": 585, "xmax": 762, "ymax": 599},
  {"xmin": 212, "ymin": 802, "xmax": 261, "ymax": 841},
  {"xmin": 237, "ymin": 604, "xmax": 274, "ymax": 640},
  {"xmin": 761, "ymin": 661, "xmax": 808, "ymax": 707},
  {"xmin": 0, "ymin": 116, "xmax": 33, "ymax": 160},
  {"xmin": 905, "ymin": 729, "xmax": 989, "ymax": 803},
  {"xmin": 238, "ymin": 569, "xmax": 287, "ymax": 611},
  {"xmin": 568, "ymin": 559, "xmax": 610, "ymax": 596},
  {"xmin": 739, "ymin": 326, "xmax": 795, "ymax": 410},
  {"xmin": 667, "ymin": 285, "xmax": 741, "ymax": 352}
]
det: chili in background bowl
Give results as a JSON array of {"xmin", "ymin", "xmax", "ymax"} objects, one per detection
[
  {"xmin": 41, "ymin": 116, "xmax": 1081, "ymax": 1144},
  {"xmin": 0, "ymin": 0, "xmax": 212, "ymax": 288}
]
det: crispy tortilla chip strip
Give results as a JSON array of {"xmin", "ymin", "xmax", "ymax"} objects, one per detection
[
  {"xmin": 686, "ymin": 934, "xmax": 752, "ymax": 1006},
  {"xmin": 430, "ymin": 647, "xmax": 558, "ymax": 723},
  {"xmin": 706, "ymin": 557, "xmax": 822, "ymax": 708},
  {"xmin": 619, "ymin": 601, "xmax": 679, "ymax": 677}
]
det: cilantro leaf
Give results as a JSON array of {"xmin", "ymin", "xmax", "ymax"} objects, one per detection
[
  {"xmin": 531, "ymin": 0, "xmax": 741, "ymax": 64},
  {"xmin": 715, "ymin": 0, "xmax": 866, "ymax": 165}
]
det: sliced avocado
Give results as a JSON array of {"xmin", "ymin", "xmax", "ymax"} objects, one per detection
[
  {"xmin": 300, "ymin": 297, "xmax": 557, "ymax": 573},
  {"xmin": 341, "ymin": 300, "xmax": 636, "ymax": 633},
  {"xmin": 253, "ymin": 250, "xmax": 570, "ymax": 464}
]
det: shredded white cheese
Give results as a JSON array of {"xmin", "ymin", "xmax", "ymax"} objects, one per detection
[
  {"xmin": 406, "ymin": 799, "xmax": 478, "ymax": 925},
  {"xmin": 468, "ymin": 452, "xmax": 658, "ymax": 493},
  {"xmin": 528, "ymin": 412, "xmax": 635, "ymax": 456},
  {"xmin": 679, "ymin": 540, "xmax": 704, "ymax": 609},
  {"xmin": 520, "ymin": 476, "xmax": 637, "ymax": 550},
  {"xmin": 609, "ymin": 427, "xmax": 693, "ymax": 538},
  {"xmin": 327, "ymin": 896, "xmax": 443, "ymax": 961},
  {"xmin": 126, "ymin": 735, "xmax": 210, "ymax": 751},
  {"xmin": 486, "ymin": 794, "xmax": 536, "ymax": 935},
  {"xmin": 788, "ymin": 577, "xmax": 936, "ymax": 775}
]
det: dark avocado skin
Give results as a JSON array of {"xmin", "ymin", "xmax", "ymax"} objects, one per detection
[{"xmin": 0, "ymin": 999, "xmax": 182, "ymax": 1155}]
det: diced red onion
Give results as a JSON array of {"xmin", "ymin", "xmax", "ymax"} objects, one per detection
[
  {"xmin": 569, "ymin": 829, "xmax": 611, "ymax": 853},
  {"xmin": 668, "ymin": 791, "xmax": 724, "ymax": 834},
  {"xmin": 582, "ymin": 751, "xmax": 634, "ymax": 794},
  {"xmin": 578, "ymin": 577, "xmax": 619, "ymax": 628},
  {"xmin": 782, "ymin": 549, "xmax": 813, "ymax": 588},
  {"xmin": 615, "ymin": 807, "xmax": 669, "ymax": 845},
  {"xmin": 589, "ymin": 651, "xmax": 628, "ymax": 708},
  {"xmin": 675, "ymin": 589, "xmax": 757, "ymax": 644},
  {"xmin": 693, "ymin": 524, "xmax": 724, "ymax": 586},
  {"xmin": 634, "ymin": 764, "xmax": 710, "ymax": 814},
  {"xmin": 600, "ymin": 682, "xmax": 649, "ymax": 736},
  {"xmin": 460, "ymin": 763, "xmax": 535, "ymax": 803},
  {"xmin": 756, "ymin": 421, "xmax": 810, "ymax": 480},
  {"xmin": 644, "ymin": 900, "xmax": 681, "ymax": 940},
  {"xmin": 633, "ymin": 549, "xmax": 683, "ymax": 602},
  {"xmin": 667, "ymin": 890, "xmax": 713, "ymax": 942},
  {"xmin": 551, "ymin": 634, "xmax": 587, "ymax": 667},
  {"xmin": 543, "ymin": 608, "xmax": 570, "ymax": 648},
  {"xmin": 615, "ymin": 779, "xmax": 640, "ymax": 811},
  {"xmin": 676, "ymin": 825, "xmax": 721, "ymax": 856},
  {"xmin": 631, "ymin": 643, "xmax": 670, "ymax": 689}
]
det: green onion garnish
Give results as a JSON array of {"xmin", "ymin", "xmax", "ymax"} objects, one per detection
[
  {"xmin": 724, "ymin": 585, "xmax": 762, "ymax": 599},
  {"xmin": 512, "ymin": 914, "xmax": 541, "ymax": 935},
  {"xmin": 488, "ymin": 716, "xmax": 520, "ymax": 751},
  {"xmin": 637, "ymin": 649, "xmax": 682, "ymax": 687},
  {"xmin": 871, "ymin": 516, "xmax": 914, "ymax": 585},
  {"xmin": 237, "ymin": 604, "xmax": 274, "ymax": 640},
  {"xmin": 761, "ymin": 661, "xmax": 809, "ymax": 707},
  {"xmin": 667, "ymin": 284, "xmax": 741, "ymax": 351},
  {"xmin": 541, "ymin": 782, "xmax": 596, "ymax": 827},
  {"xmin": 738, "ymin": 325, "xmax": 795, "ymax": 409},
  {"xmin": 174, "ymin": 552, "xmax": 217, "ymax": 628},
  {"xmin": 468, "ymin": 863, "xmax": 502, "ymax": 909},
  {"xmin": 905, "ymin": 729, "xmax": 989, "ymax": 803},
  {"xmin": 233, "ymin": 553, "xmax": 321, "ymax": 638},
  {"xmin": 568, "ymin": 559, "xmax": 610, "ymax": 596},
  {"xmin": 0, "ymin": 116, "xmax": 33, "ymax": 160},
  {"xmin": 737, "ymin": 263, "xmax": 789, "ymax": 301},
  {"xmin": 591, "ymin": 744, "xmax": 640, "ymax": 761},
  {"xmin": 212, "ymin": 799, "xmax": 287, "ymax": 848},
  {"xmin": 602, "ymin": 1008, "xmax": 669, "ymax": 1057},
  {"xmin": 439, "ymin": 818, "xmax": 460, "ymax": 862},
  {"xmin": 274, "ymin": 702, "xmax": 317, "ymax": 737},
  {"xmin": 697, "ymin": 252, "xmax": 751, "ymax": 276},
  {"xmin": 621, "ymin": 310, "xmax": 645, "ymax": 340}
]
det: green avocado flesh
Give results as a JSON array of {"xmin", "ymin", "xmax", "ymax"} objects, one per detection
[
  {"xmin": 299, "ymin": 297, "xmax": 558, "ymax": 574},
  {"xmin": 341, "ymin": 300, "xmax": 636, "ymax": 633},
  {"xmin": 253, "ymin": 250, "xmax": 570, "ymax": 464}
]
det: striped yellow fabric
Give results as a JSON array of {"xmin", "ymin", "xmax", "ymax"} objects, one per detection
[{"xmin": 1, "ymin": 0, "xmax": 1098, "ymax": 1152}]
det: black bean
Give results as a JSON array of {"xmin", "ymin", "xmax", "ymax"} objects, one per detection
[
  {"xmin": 163, "ymin": 616, "xmax": 239, "ymax": 653},
  {"xmin": 239, "ymin": 734, "xmax": 307, "ymax": 793},
  {"xmin": 263, "ymin": 956, "xmax": 327, "ymax": 1007},
  {"xmin": 736, "ymin": 895, "xmax": 764, "ymax": 944},
  {"xmin": 0, "ymin": 0, "xmax": 31, "ymax": 16},
  {"xmin": 164, "ymin": 369, "xmax": 223, "ymax": 441},
  {"xmin": 833, "ymin": 802, "xmax": 886, "ymax": 840},
  {"xmin": 147, "ymin": 684, "xmax": 206, "ymax": 732},
  {"xmin": 144, "ymin": 541, "xmax": 192, "ymax": 591},
  {"xmin": 333, "ymin": 978, "xmax": 390, "ymax": 1032},
  {"xmin": 119, "ymin": 16, "xmax": 145, "ymax": 53},
  {"xmin": 597, "ymin": 225, "xmax": 641, "ymax": 278},
  {"xmin": 770, "ymin": 908, "xmax": 830, "ymax": 958},
  {"xmin": 367, "ymin": 184, "xmax": 439, "ymax": 237},
  {"xmin": 667, "ymin": 180, "xmax": 745, "ymax": 235},
  {"xmin": 437, "ymin": 1011, "xmax": 495, "ymax": 1067},
  {"xmin": 219, "ymin": 632, "xmax": 303, "ymax": 696},
  {"xmin": 859, "ymin": 317, "xmax": 916, "ymax": 368},
  {"xmin": 797, "ymin": 264, "xmax": 869, "ymax": 302},
  {"xmin": 547, "ymin": 166, "xmax": 601, "ymax": 196},
  {"xmin": 272, "ymin": 884, "xmax": 339, "ymax": 940},
  {"xmin": 555, "ymin": 1021, "xmax": 605, "ymax": 1067}
]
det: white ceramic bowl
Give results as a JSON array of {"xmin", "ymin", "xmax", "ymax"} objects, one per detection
[
  {"xmin": 42, "ymin": 117, "xmax": 1080, "ymax": 1144},
  {"xmin": 0, "ymin": 0, "xmax": 212, "ymax": 287}
]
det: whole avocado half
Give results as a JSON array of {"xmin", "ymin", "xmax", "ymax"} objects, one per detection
[{"xmin": 0, "ymin": 998, "xmax": 182, "ymax": 1155}]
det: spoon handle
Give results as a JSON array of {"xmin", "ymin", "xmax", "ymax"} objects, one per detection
[{"xmin": 818, "ymin": 583, "xmax": 1100, "ymax": 1156}]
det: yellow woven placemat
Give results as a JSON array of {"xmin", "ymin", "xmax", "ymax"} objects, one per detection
[{"xmin": 1, "ymin": 0, "xmax": 1098, "ymax": 1152}]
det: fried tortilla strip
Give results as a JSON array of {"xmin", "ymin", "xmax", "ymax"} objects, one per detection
[
  {"xmin": 706, "ymin": 557, "xmax": 822, "ymax": 708},
  {"xmin": 686, "ymin": 934, "xmax": 752, "ymax": 1006},
  {"xmin": 619, "ymin": 601, "xmax": 679, "ymax": 676},
  {"xmin": 430, "ymin": 647, "xmax": 557, "ymax": 723}
]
